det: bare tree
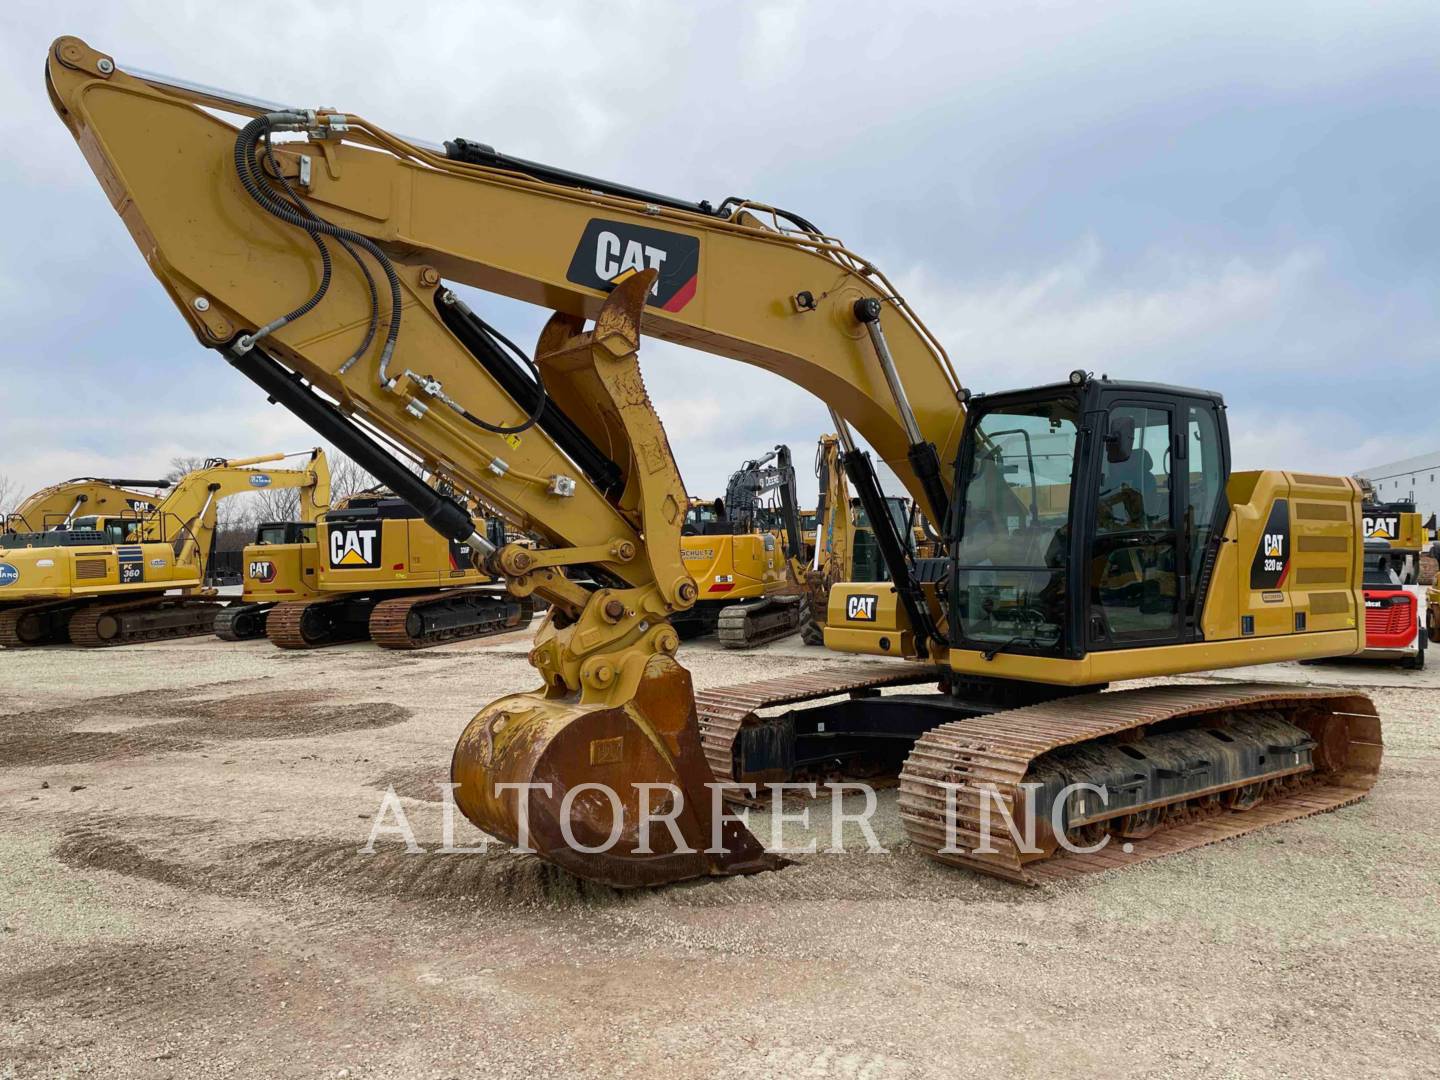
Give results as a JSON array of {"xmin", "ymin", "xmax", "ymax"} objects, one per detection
[
  {"xmin": 329, "ymin": 456, "xmax": 381, "ymax": 502},
  {"xmin": 251, "ymin": 484, "xmax": 302, "ymax": 523},
  {"xmin": 165, "ymin": 455, "xmax": 208, "ymax": 483},
  {"xmin": 0, "ymin": 473, "xmax": 19, "ymax": 519}
]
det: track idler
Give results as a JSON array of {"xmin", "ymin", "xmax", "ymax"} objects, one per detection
[{"xmin": 451, "ymin": 654, "xmax": 780, "ymax": 888}]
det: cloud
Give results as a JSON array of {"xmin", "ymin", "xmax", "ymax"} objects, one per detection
[
  {"xmin": 899, "ymin": 240, "xmax": 1324, "ymax": 392},
  {"xmin": 4, "ymin": 0, "xmax": 1439, "ymax": 517}
]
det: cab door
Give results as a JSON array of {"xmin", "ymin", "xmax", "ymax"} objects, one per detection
[{"xmin": 1086, "ymin": 400, "xmax": 1182, "ymax": 647}]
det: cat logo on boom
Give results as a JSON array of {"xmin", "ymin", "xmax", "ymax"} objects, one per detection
[
  {"xmin": 328, "ymin": 526, "xmax": 382, "ymax": 570},
  {"xmin": 566, "ymin": 218, "xmax": 700, "ymax": 313}
]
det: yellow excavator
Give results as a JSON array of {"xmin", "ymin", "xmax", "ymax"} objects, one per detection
[
  {"xmin": 4, "ymin": 476, "xmax": 171, "ymax": 535},
  {"xmin": 48, "ymin": 38, "xmax": 1381, "ymax": 887},
  {"xmin": 0, "ymin": 447, "xmax": 327, "ymax": 646},
  {"xmin": 218, "ymin": 487, "xmax": 528, "ymax": 648},
  {"xmin": 677, "ymin": 445, "xmax": 809, "ymax": 647},
  {"xmin": 797, "ymin": 433, "xmax": 916, "ymax": 645}
]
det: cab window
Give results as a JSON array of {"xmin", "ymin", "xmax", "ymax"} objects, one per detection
[{"xmin": 952, "ymin": 396, "xmax": 1080, "ymax": 652}]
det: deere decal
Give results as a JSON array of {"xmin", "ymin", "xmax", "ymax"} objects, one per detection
[
  {"xmin": 329, "ymin": 525, "xmax": 381, "ymax": 569},
  {"xmin": 1250, "ymin": 499, "xmax": 1290, "ymax": 590},
  {"xmin": 566, "ymin": 218, "xmax": 699, "ymax": 312}
]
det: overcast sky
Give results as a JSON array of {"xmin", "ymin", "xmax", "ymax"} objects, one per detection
[{"xmin": 3, "ymin": 1, "xmax": 1438, "ymax": 509}]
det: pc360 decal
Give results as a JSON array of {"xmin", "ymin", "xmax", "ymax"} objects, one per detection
[{"xmin": 566, "ymin": 218, "xmax": 699, "ymax": 312}]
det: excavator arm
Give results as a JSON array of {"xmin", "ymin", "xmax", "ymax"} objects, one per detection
[
  {"xmin": 144, "ymin": 450, "xmax": 329, "ymax": 575},
  {"xmin": 4, "ymin": 477, "xmax": 169, "ymax": 534},
  {"xmin": 44, "ymin": 37, "xmax": 968, "ymax": 886}
]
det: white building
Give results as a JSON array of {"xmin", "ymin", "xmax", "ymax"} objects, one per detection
[{"xmin": 1356, "ymin": 450, "xmax": 1440, "ymax": 520}]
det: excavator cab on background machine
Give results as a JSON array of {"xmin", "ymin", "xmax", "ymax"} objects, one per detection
[{"xmin": 47, "ymin": 38, "xmax": 1380, "ymax": 887}]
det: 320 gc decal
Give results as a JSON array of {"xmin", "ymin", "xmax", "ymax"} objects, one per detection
[{"xmin": 566, "ymin": 219, "xmax": 699, "ymax": 312}]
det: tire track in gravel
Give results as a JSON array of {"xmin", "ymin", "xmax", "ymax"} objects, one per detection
[{"xmin": 0, "ymin": 689, "xmax": 411, "ymax": 767}]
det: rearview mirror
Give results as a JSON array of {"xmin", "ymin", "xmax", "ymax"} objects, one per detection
[{"xmin": 1105, "ymin": 416, "xmax": 1135, "ymax": 464}]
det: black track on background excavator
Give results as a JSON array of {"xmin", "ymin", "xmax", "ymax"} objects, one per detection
[
  {"xmin": 214, "ymin": 602, "xmax": 272, "ymax": 641},
  {"xmin": 0, "ymin": 600, "xmax": 80, "ymax": 647},
  {"xmin": 715, "ymin": 595, "xmax": 804, "ymax": 649},
  {"xmin": 67, "ymin": 595, "xmax": 226, "ymax": 647},
  {"xmin": 268, "ymin": 589, "xmax": 530, "ymax": 650},
  {"xmin": 369, "ymin": 589, "xmax": 531, "ymax": 649}
]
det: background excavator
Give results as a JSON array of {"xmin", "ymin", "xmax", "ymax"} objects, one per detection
[
  {"xmin": 219, "ymin": 486, "xmax": 528, "ymax": 648},
  {"xmin": 48, "ymin": 38, "xmax": 1380, "ymax": 888},
  {"xmin": 677, "ymin": 445, "xmax": 808, "ymax": 647},
  {"xmin": 3, "ymin": 476, "xmax": 171, "ymax": 535},
  {"xmin": 0, "ymin": 447, "xmax": 327, "ymax": 646},
  {"xmin": 797, "ymin": 433, "xmax": 916, "ymax": 645}
]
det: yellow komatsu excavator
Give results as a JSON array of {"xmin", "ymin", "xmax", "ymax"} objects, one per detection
[
  {"xmin": 677, "ymin": 445, "xmax": 809, "ymax": 647},
  {"xmin": 3, "ymin": 476, "xmax": 171, "ymax": 535},
  {"xmin": 218, "ymin": 488, "xmax": 528, "ymax": 648},
  {"xmin": 48, "ymin": 38, "xmax": 1381, "ymax": 886},
  {"xmin": 0, "ymin": 447, "xmax": 327, "ymax": 647}
]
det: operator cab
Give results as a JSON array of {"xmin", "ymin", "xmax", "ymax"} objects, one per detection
[
  {"xmin": 683, "ymin": 498, "xmax": 733, "ymax": 536},
  {"xmin": 254, "ymin": 521, "xmax": 316, "ymax": 546},
  {"xmin": 949, "ymin": 375, "xmax": 1229, "ymax": 660},
  {"xmin": 853, "ymin": 496, "xmax": 915, "ymax": 582}
]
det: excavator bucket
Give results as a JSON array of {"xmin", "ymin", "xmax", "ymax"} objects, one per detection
[{"xmin": 451, "ymin": 654, "xmax": 781, "ymax": 887}]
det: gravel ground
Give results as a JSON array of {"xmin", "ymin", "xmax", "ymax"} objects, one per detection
[{"xmin": 1, "ymin": 627, "xmax": 1436, "ymax": 1079}]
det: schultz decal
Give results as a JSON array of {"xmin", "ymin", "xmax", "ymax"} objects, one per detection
[
  {"xmin": 566, "ymin": 218, "xmax": 700, "ymax": 313},
  {"xmin": 249, "ymin": 560, "xmax": 277, "ymax": 584},
  {"xmin": 846, "ymin": 594, "xmax": 879, "ymax": 622},
  {"xmin": 0, "ymin": 563, "xmax": 17, "ymax": 586},
  {"xmin": 329, "ymin": 526, "xmax": 381, "ymax": 569},
  {"xmin": 249, "ymin": 474, "xmax": 272, "ymax": 488},
  {"xmin": 1250, "ymin": 499, "xmax": 1290, "ymax": 590}
]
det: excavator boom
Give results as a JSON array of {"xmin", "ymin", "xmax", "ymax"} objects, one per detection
[{"xmin": 4, "ymin": 477, "xmax": 169, "ymax": 534}]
